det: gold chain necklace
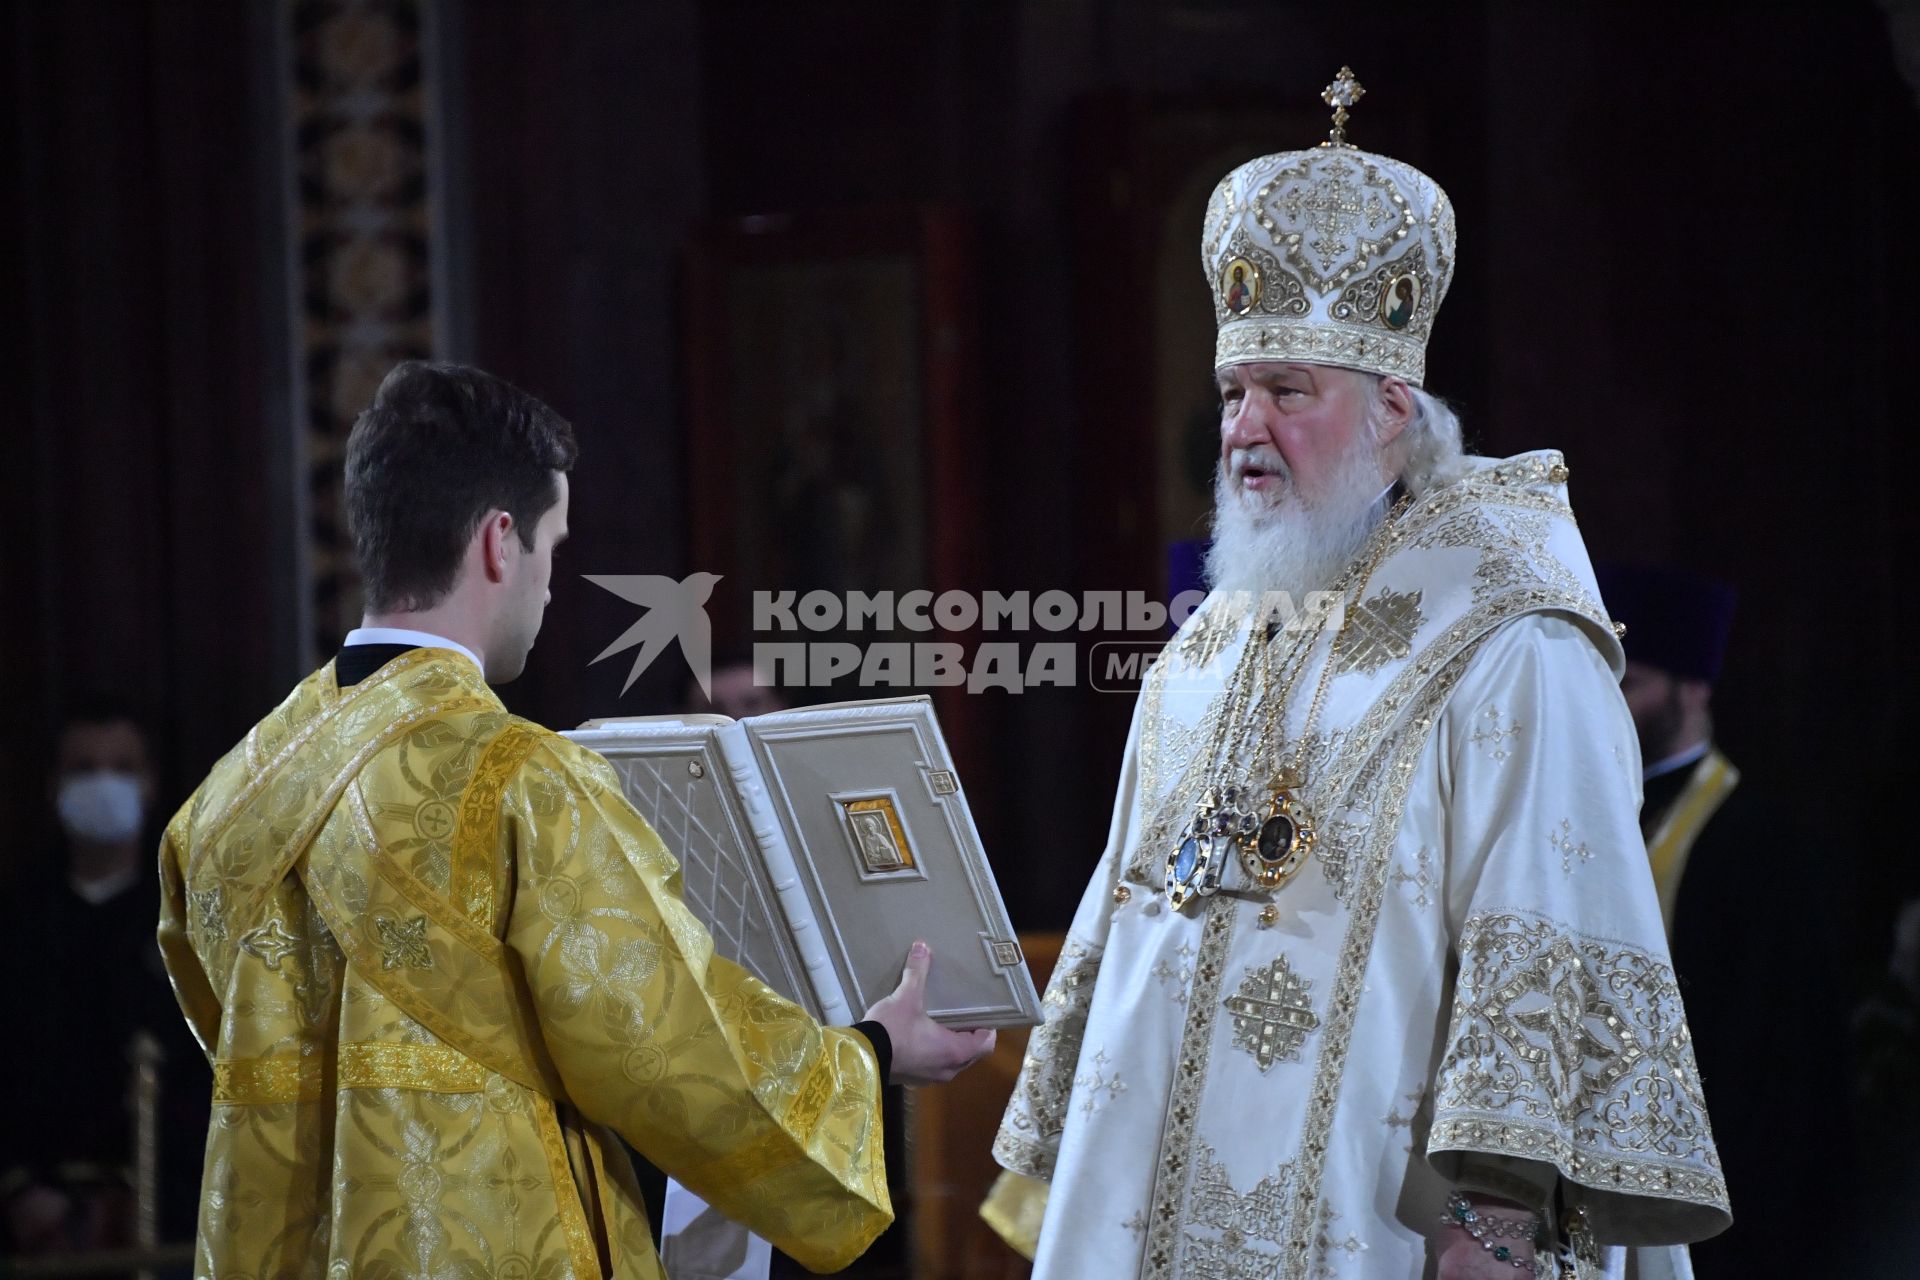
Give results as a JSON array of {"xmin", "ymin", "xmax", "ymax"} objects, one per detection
[{"xmin": 1164, "ymin": 494, "xmax": 1412, "ymax": 909}]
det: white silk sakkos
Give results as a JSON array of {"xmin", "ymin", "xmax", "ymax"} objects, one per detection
[{"xmin": 993, "ymin": 453, "xmax": 1728, "ymax": 1279}]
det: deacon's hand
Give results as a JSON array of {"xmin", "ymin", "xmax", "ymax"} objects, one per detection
[{"xmin": 862, "ymin": 940, "xmax": 996, "ymax": 1086}]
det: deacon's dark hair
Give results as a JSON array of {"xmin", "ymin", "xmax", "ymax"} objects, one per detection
[{"xmin": 345, "ymin": 362, "xmax": 578, "ymax": 613}]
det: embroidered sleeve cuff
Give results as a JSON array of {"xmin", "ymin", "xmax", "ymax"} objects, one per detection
[
  {"xmin": 852, "ymin": 1020, "xmax": 892, "ymax": 1087},
  {"xmin": 980, "ymin": 1168, "xmax": 1049, "ymax": 1261}
]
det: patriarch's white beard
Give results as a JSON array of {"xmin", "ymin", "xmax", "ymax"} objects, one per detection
[{"xmin": 1204, "ymin": 432, "xmax": 1391, "ymax": 604}]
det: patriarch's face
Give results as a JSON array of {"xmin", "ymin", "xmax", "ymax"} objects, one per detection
[{"xmin": 1216, "ymin": 362, "xmax": 1383, "ymax": 512}]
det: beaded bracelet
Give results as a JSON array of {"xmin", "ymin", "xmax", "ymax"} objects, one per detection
[{"xmin": 1441, "ymin": 1192, "xmax": 1545, "ymax": 1276}]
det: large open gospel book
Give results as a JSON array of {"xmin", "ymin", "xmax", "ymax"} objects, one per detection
[{"xmin": 564, "ymin": 695, "xmax": 1041, "ymax": 1029}]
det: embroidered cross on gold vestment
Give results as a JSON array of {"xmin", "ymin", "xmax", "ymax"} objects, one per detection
[
  {"xmin": 375, "ymin": 914, "xmax": 433, "ymax": 971},
  {"xmin": 239, "ymin": 916, "xmax": 300, "ymax": 971}
]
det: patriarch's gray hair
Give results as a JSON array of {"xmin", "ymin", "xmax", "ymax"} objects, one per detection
[{"xmin": 1372, "ymin": 380, "xmax": 1467, "ymax": 497}]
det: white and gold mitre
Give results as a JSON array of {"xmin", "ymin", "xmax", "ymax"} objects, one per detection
[{"xmin": 1203, "ymin": 67, "xmax": 1456, "ymax": 385}]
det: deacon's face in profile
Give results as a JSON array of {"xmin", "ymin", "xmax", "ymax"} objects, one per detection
[
  {"xmin": 1216, "ymin": 361, "xmax": 1380, "ymax": 508},
  {"xmin": 491, "ymin": 471, "xmax": 570, "ymax": 683}
]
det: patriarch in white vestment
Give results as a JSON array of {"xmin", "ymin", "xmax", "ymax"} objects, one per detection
[{"xmin": 988, "ymin": 68, "xmax": 1729, "ymax": 1280}]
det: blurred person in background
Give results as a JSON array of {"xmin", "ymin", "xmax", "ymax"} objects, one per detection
[
  {"xmin": 685, "ymin": 651, "xmax": 791, "ymax": 721},
  {"xmin": 1, "ymin": 698, "xmax": 206, "ymax": 1262},
  {"xmin": 1595, "ymin": 565, "xmax": 1746, "ymax": 932},
  {"xmin": 1598, "ymin": 563, "xmax": 1846, "ymax": 1278}
]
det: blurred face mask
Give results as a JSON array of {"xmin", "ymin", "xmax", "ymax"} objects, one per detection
[{"xmin": 57, "ymin": 770, "xmax": 146, "ymax": 843}]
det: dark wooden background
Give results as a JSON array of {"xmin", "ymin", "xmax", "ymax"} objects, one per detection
[{"xmin": 4, "ymin": 0, "xmax": 1913, "ymax": 972}]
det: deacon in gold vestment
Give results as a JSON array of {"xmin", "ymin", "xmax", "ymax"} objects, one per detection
[{"xmin": 160, "ymin": 362, "xmax": 991, "ymax": 1278}]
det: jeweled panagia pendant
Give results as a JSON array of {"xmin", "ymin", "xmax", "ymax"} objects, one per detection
[
  {"xmin": 1165, "ymin": 826, "xmax": 1220, "ymax": 910},
  {"xmin": 1240, "ymin": 788, "xmax": 1316, "ymax": 890},
  {"xmin": 1167, "ymin": 784, "xmax": 1259, "ymax": 909},
  {"xmin": 1166, "ymin": 789, "xmax": 1220, "ymax": 909}
]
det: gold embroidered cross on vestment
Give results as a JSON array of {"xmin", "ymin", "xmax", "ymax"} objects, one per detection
[
  {"xmin": 189, "ymin": 887, "xmax": 227, "ymax": 942},
  {"xmin": 1224, "ymin": 955, "xmax": 1321, "ymax": 1072},
  {"xmin": 1335, "ymin": 587, "xmax": 1425, "ymax": 676},
  {"xmin": 239, "ymin": 916, "xmax": 300, "ymax": 971},
  {"xmin": 375, "ymin": 914, "xmax": 433, "ymax": 971}
]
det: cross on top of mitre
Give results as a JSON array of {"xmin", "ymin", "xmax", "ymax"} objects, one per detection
[{"xmin": 1321, "ymin": 65, "xmax": 1365, "ymax": 147}]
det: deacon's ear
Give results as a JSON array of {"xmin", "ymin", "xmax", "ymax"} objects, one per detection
[
  {"xmin": 480, "ymin": 510, "xmax": 515, "ymax": 583},
  {"xmin": 1373, "ymin": 376, "xmax": 1415, "ymax": 446}
]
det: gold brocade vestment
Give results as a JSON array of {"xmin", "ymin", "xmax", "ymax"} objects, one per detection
[{"xmin": 158, "ymin": 650, "xmax": 891, "ymax": 1278}]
